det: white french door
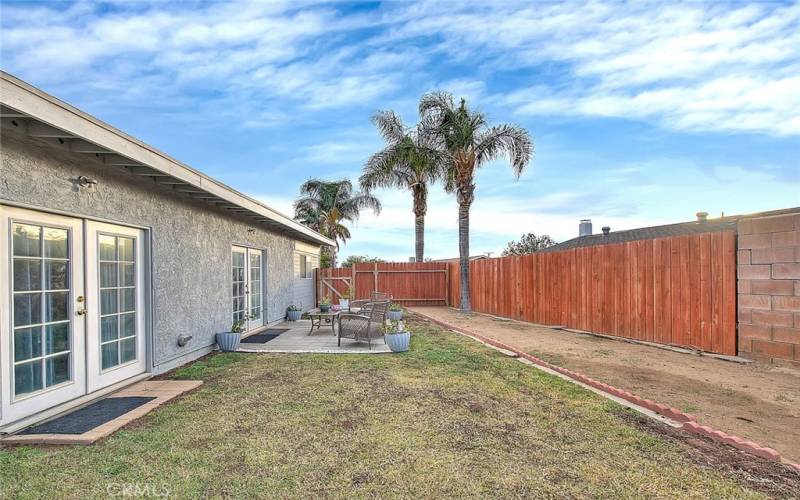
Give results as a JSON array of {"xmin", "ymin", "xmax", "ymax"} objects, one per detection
[
  {"xmin": 85, "ymin": 221, "xmax": 146, "ymax": 393},
  {"xmin": 0, "ymin": 206, "xmax": 147, "ymax": 426},
  {"xmin": 1, "ymin": 207, "xmax": 86, "ymax": 424},
  {"xmin": 232, "ymin": 246, "xmax": 263, "ymax": 332}
]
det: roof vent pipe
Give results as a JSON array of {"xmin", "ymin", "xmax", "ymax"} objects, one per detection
[
  {"xmin": 696, "ymin": 211, "xmax": 708, "ymax": 222},
  {"xmin": 602, "ymin": 226, "xmax": 610, "ymax": 235},
  {"xmin": 579, "ymin": 219, "xmax": 592, "ymax": 237}
]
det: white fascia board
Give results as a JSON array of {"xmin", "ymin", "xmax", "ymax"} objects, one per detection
[{"xmin": 0, "ymin": 71, "xmax": 334, "ymax": 247}]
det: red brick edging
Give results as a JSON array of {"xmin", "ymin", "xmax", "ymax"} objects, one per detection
[{"xmin": 410, "ymin": 310, "xmax": 800, "ymax": 474}]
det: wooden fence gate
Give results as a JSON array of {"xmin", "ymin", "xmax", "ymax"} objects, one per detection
[{"xmin": 316, "ymin": 262, "xmax": 450, "ymax": 307}]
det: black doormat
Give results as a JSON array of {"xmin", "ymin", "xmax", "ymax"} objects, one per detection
[
  {"xmin": 19, "ymin": 396, "xmax": 156, "ymax": 435},
  {"xmin": 241, "ymin": 328, "xmax": 288, "ymax": 344}
]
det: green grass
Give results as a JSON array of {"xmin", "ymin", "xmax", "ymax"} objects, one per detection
[{"xmin": 0, "ymin": 319, "xmax": 768, "ymax": 498}]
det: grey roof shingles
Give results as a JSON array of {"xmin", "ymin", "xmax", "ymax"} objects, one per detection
[{"xmin": 542, "ymin": 206, "xmax": 800, "ymax": 252}]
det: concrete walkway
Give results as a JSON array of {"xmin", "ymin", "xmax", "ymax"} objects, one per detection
[{"xmin": 237, "ymin": 319, "xmax": 391, "ymax": 354}]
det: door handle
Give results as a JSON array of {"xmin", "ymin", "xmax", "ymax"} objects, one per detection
[{"xmin": 76, "ymin": 308, "xmax": 87, "ymax": 316}]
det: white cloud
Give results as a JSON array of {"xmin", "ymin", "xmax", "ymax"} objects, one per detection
[
  {"xmin": 3, "ymin": 1, "xmax": 798, "ymax": 135},
  {"xmin": 3, "ymin": 1, "xmax": 798, "ymax": 262},
  {"xmin": 508, "ymin": 74, "xmax": 800, "ymax": 135},
  {"xmin": 383, "ymin": 1, "xmax": 800, "ymax": 136}
]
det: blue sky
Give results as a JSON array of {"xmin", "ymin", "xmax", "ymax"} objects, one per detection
[{"xmin": 1, "ymin": 1, "xmax": 798, "ymax": 261}]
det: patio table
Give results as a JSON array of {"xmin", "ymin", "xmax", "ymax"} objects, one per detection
[{"xmin": 307, "ymin": 308, "xmax": 340, "ymax": 335}]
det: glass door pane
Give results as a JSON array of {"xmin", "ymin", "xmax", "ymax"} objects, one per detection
[
  {"xmin": 232, "ymin": 248, "xmax": 247, "ymax": 326},
  {"xmin": 98, "ymin": 234, "xmax": 138, "ymax": 370},
  {"xmin": 11, "ymin": 223, "xmax": 72, "ymax": 397}
]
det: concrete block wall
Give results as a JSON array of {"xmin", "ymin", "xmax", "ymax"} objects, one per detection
[{"xmin": 737, "ymin": 211, "xmax": 800, "ymax": 365}]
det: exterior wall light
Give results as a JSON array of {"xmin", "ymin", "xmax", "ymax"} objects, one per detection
[{"xmin": 76, "ymin": 175, "xmax": 98, "ymax": 193}]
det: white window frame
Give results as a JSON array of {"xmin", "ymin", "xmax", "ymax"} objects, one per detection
[{"xmin": 298, "ymin": 253, "xmax": 317, "ymax": 279}]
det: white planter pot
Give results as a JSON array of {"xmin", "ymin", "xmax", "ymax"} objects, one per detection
[
  {"xmin": 216, "ymin": 332, "xmax": 241, "ymax": 352},
  {"xmin": 387, "ymin": 310, "xmax": 403, "ymax": 321},
  {"xmin": 384, "ymin": 331, "xmax": 410, "ymax": 352},
  {"xmin": 340, "ymin": 299, "xmax": 350, "ymax": 310},
  {"xmin": 287, "ymin": 310, "xmax": 302, "ymax": 321}
]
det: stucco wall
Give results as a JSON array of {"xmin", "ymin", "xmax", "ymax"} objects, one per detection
[{"xmin": 1, "ymin": 130, "xmax": 313, "ymax": 372}]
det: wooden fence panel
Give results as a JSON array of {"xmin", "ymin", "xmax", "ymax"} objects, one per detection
[
  {"xmin": 444, "ymin": 231, "xmax": 737, "ymax": 356},
  {"xmin": 318, "ymin": 230, "xmax": 736, "ymax": 355}
]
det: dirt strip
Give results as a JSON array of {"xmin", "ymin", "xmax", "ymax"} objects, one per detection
[{"xmin": 408, "ymin": 306, "xmax": 800, "ymax": 465}]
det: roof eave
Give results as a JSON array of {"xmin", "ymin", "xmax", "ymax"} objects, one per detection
[{"xmin": 0, "ymin": 71, "xmax": 334, "ymax": 247}]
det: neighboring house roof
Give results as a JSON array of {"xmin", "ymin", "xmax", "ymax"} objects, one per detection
[
  {"xmin": 0, "ymin": 71, "xmax": 334, "ymax": 247},
  {"xmin": 432, "ymin": 255, "xmax": 490, "ymax": 263},
  {"xmin": 543, "ymin": 207, "xmax": 800, "ymax": 253}
]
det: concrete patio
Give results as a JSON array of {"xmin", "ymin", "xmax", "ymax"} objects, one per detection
[{"xmin": 237, "ymin": 319, "xmax": 391, "ymax": 354}]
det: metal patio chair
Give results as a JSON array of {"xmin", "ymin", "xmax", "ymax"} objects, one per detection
[{"xmin": 337, "ymin": 300, "xmax": 389, "ymax": 349}]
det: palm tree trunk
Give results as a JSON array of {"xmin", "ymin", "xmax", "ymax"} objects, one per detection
[
  {"xmin": 412, "ymin": 184, "xmax": 428, "ymax": 264},
  {"xmin": 415, "ymin": 215, "xmax": 424, "ymax": 263},
  {"xmin": 456, "ymin": 183, "xmax": 474, "ymax": 312}
]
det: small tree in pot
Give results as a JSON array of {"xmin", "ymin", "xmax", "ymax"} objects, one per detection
[
  {"xmin": 286, "ymin": 305, "xmax": 302, "ymax": 321},
  {"xmin": 319, "ymin": 295, "xmax": 332, "ymax": 313},
  {"xmin": 383, "ymin": 319, "xmax": 410, "ymax": 352},
  {"xmin": 217, "ymin": 318, "xmax": 246, "ymax": 352}
]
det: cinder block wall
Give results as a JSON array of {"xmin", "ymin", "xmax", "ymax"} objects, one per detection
[{"xmin": 737, "ymin": 211, "xmax": 800, "ymax": 365}]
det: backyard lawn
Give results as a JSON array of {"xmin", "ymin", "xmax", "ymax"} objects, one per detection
[{"xmin": 1, "ymin": 317, "xmax": 797, "ymax": 498}]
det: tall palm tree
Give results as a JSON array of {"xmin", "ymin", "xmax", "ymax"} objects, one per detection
[
  {"xmin": 360, "ymin": 110, "xmax": 444, "ymax": 262},
  {"xmin": 294, "ymin": 178, "xmax": 381, "ymax": 266},
  {"xmin": 420, "ymin": 91, "xmax": 533, "ymax": 312}
]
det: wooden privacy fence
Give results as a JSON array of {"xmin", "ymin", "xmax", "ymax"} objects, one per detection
[
  {"xmin": 447, "ymin": 231, "xmax": 737, "ymax": 356},
  {"xmin": 315, "ymin": 230, "xmax": 737, "ymax": 355},
  {"xmin": 317, "ymin": 262, "xmax": 450, "ymax": 307}
]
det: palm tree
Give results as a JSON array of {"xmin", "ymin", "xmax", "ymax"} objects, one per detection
[
  {"xmin": 294, "ymin": 178, "xmax": 381, "ymax": 266},
  {"xmin": 360, "ymin": 110, "xmax": 443, "ymax": 262},
  {"xmin": 420, "ymin": 91, "xmax": 533, "ymax": 312}
]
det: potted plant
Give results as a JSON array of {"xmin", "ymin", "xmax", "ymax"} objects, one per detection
[
  {"xmin": 319, "ymin": 295, "xmax": 332, "ymax": 313},
  {"xmin": 217, "ymin": 319, "xmax": 246, "ymax": 352},
  {"xmin": 286, "ymin": 304, "xmax": 302, "ymax": 321},
  {"xmin": 340, "ymin": 286, "xmax": 354, "ymax": 310},
  {"xmin": 387, "ymin": 304, "xmax": 403, "ymax": 321},
  {"xmin": 383, "ymin": 320, "xmax": 410, "ymax": 353}
]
